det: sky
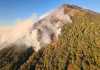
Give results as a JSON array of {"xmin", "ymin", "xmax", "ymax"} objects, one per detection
[{"xmin": 0, "ymin": 0, "xmax": 100, "ymax": 25}]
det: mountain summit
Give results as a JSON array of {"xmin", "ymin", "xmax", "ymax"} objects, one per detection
[{"xmin": 0, "ymin": 4, "xmax": 100, "ymax": 70}]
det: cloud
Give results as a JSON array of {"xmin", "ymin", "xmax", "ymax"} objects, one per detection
[{"xmin": 0, "ymin": 13, "xmax": 38, "ymax": 50}]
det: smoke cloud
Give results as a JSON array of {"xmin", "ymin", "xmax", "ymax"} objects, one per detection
[{"xmin": 0, "ymin": 8, "xmax": 72, "ymax": 52}]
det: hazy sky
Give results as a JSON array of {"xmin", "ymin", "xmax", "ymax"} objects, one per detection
[{"xmin": 0, "ymin": 0, "xmax": 100, "ymax": 25}]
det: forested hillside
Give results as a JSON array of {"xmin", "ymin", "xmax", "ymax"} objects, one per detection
[
  {"xmin": 0, "ymin": 5, "xmax": 100, "ymax": 70},
  {"xmin": 18, "ymin": 12, "xmax": 100, "ymax": 70}
]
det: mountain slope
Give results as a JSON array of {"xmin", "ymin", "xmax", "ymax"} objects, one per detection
[
  {"xmin": 0, "ymin": 4, "xmax": 100, "ymax": 70},
  {"xmin": 19, "ymin": 5, "xmax": 100, "ymax": 70}
]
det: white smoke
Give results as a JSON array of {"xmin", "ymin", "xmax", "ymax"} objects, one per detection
[
  {"xmin": 31, "ymin": 8, "xmax": 72, "ymax": 52},
  {"xmin": 0, "ymin": 8, "xmax": 72, "ymax": 52}
]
